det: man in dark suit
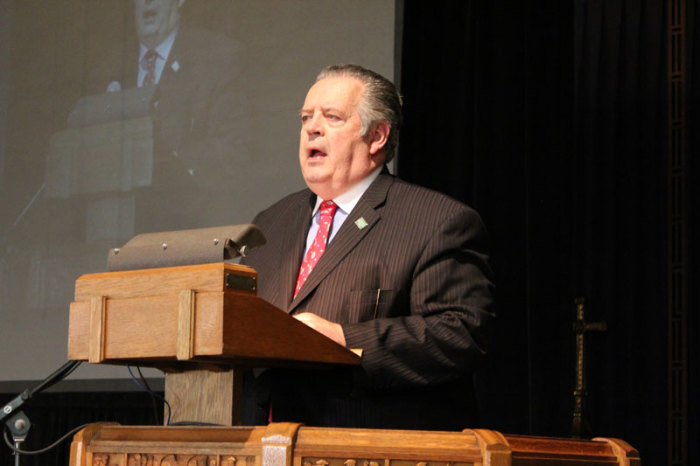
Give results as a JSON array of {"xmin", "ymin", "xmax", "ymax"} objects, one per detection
[
  {"xmin": 90, "ymin": 0, "xmax": 248, "ymax": 231},
  {"xmin": 242, "ymin": 64, "xmax": 495, "ymax": 430}
]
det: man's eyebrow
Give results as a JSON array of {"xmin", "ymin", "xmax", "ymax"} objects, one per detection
[{"xmin": 299, "ymin": 106, "xmax": 345, "ymax": 115}]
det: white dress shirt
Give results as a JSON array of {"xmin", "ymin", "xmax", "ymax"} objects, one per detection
[
  {"xmin": 302, "ymin": 166, "xmax": 383, "ymax": 257},
  {"xmin": 138, "ymin": 29, "xmax": 178, "ymax": 87}
]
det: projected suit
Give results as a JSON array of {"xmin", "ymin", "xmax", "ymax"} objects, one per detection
[
  {"xmin": 240, "ymin": 65, "xmax": 495, "ymax": 430},
  {"xmin": 145, "ymin": 27, "xmax": 248, "ymax": 230},
  {"xmin": 131, "ymin": 28, "xmax": 247, "ymax": 189},
  {"xmin": 89, "ymin": 25, "xmax": 249, "ymax": 231}
]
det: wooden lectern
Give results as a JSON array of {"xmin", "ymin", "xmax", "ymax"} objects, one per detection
[
  {"xmin": 67, "ymin": 263, "xmax": 361, "ymax": 425},
  {"xmin": 67, "ymin": 263, "xmax": 640, "ymax": 466},
  {"xmin": 69, "ymin": 423, "xmax": 640, "ymax": 466}
]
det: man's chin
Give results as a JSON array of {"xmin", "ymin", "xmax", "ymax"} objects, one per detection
[
  {"xmin": 302, "ymin": 172, "xmax": 329, "ymax": 186},
  {"xmin": 302, "ymin": 170, "xmax": 333, "ymax": 192},
  {"xmin": 301, "ymin": 161, "xmax": 328, "ymax": 176},
  {"xmin": 137, "ymin": 31, "xmax": 160, "ymax": 46}
]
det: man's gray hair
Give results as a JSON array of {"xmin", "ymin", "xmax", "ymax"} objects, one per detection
[{"xmin": 316, "ymin": 64, "xmax": 402, "ymax": 163}]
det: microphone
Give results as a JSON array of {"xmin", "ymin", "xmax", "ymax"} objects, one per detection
[{"xmin": 1, "ymin": 360, "xmax": 81, "ymax": 445}]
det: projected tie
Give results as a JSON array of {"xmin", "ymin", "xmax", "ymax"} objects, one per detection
[
  {"xmin": 294, "ymin": 200, "xmax": 337, "ymax": 297},
  {"xmin": 141, "ymin": 49, "xmax": 158, "ymax": 87}
]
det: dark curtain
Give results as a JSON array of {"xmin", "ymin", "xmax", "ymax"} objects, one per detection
[
  {"xmin": 400, "ymin": 0, "xmax": 576, "ymax": 436},
  {"xmin": 399, "ymin": 1, "xmax": 695, "ymax": 465},
  {"xmin": 572, "ymin": 0, "xmax": 668, "ymax": 459},
  {"xmin": 0, "ymin": 391, "xmax": 160, "ymax": 466},
  {"xmin": 687, "ymin": 2, "xmax": 699, "ymax": 465}
]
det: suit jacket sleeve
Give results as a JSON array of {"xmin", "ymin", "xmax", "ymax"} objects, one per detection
[{"xmin": 340, "ymin": 204, "xmax": 495, "ymax": 393}]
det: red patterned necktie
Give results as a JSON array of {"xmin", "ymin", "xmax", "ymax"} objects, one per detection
[
  {"xmin": 141, "ymin": 49, "xmax": 158, "ymax": 87},
  {"xmin": 294, "ymin": 200, "xmax": 337, "ymax": 297}
]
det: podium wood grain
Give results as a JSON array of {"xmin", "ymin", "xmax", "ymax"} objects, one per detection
[{"xmin": 165, "ymin": 369, "xmax": 243, "ymax": 425}]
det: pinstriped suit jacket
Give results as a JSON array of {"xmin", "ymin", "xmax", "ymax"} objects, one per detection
[{"xmin": 241, "ymin": 170, "xmax": 495, "ymax": 429}]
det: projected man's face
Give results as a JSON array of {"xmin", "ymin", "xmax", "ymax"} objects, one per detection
[
  {"xmin": 133, "ymin": 0, "xmax": 184, "ymax": 49},
  {"xmin": 299, "ymin": 76, "xmax": 387, "ymax": 200}
]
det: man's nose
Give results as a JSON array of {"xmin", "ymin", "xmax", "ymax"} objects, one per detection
[{"xmin": 305, "ymin": 113, "xmax": 324, "ymax": 135}]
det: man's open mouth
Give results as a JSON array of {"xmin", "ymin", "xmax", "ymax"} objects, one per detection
[{"xmin": 142, "ymin": 10, "xmax": 157, "ymax": 22}]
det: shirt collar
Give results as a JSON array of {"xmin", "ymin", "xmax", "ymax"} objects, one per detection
[
  {"xmin": 139, "ymin": 27, "xmax": 178, "ymax": 62},
  {"xmin": 311, "ymin": 165, "xmax": 383, "ymax": 216}
]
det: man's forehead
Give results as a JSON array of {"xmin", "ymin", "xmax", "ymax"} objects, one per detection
[
  {"xmin": 134, "ymin": 0, "xmax": 181, "ymax": 6},
  {"xmin": 302, "ymin": 76, "xmax": 364, "ymax": 109}
]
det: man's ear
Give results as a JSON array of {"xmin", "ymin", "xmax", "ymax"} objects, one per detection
[{"xmin": 368, "ymin": 121, "xmax": 390, "ymax": 156}]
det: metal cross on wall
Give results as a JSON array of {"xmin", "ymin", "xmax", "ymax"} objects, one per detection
[{"xmin": 572, "ymin": 297, "xmax": 607, "ymax": 438}]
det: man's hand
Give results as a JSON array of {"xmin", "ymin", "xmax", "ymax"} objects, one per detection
[{"xmin": 294, "ymin": 312, "xmax": 346, "ymax": 346}]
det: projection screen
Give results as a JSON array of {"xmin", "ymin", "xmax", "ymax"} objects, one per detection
[{"xmin": 0, "ymin": 0, "xmax": 396, "ymax": 386}]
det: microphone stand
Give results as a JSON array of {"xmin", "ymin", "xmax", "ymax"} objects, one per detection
[{"xmin": 1, "ymin": 360, "xmax": 81, "ymax": 465}]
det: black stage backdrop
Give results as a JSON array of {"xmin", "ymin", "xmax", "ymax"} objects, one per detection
[
  {"xmin": 399, "ymin": 1, "xmax": 698, "ymax": 466},
  {"xmin": 0, "ymin": 390, "xmax": 161, "ymax": 465}
]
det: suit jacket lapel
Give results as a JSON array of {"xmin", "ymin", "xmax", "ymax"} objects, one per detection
[
  {"xmin": 280, "ymin": 191, "xmax": 315, "ymax": 310},
  {"xmin": 289, "ymin": 172, "xmax": 394, "ymax": 311},
  {"xmin": 153, "ymin": 34, "xmax": 189, "ymax": 114}
]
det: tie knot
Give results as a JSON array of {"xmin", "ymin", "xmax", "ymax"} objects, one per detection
[
  {"xmin": 320, "ymin": 200, "xmax": 337, "ymax": 218},
  {"xmin": 141, "ymin": 49, "xmax": 158, "ymax": 68}
]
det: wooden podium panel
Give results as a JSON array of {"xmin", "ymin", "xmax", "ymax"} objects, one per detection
[
  {"xmin": 69, "ymin": 423, "xmax": 640, "ymax": 466},
  {"xmin": 46, "ymin": 116, "xmax": 153, "ymax": 198},
  {"xmin": 67, "ymin": 263, "xmax": 361, "ymax": 369}
]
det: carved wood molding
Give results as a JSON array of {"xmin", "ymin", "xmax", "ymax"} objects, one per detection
[{"xmin": 68, "ymin": 423, "xmax": 641, "ymax": 466}]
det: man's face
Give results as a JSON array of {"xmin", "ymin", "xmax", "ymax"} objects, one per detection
[
  {"xmin": 133, "ymin": 0, "xmax": 183, "ymax": 49},
  {"xmin": 299, "ymin": 76, "xmax": 384, "ymax": 200}
]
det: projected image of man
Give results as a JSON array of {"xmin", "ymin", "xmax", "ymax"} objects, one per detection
[{"xmin": 95, "ymin": 0, "xmax": 250, "ymax": 231}]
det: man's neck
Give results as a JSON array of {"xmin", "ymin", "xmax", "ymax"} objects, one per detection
[
  {"xmin": 139, "ymin": 26, "xmax": 179, "ymax": 52},
  {"xmin": 311, "ymin": 165, "xmax": 384, "ymax": 215}
]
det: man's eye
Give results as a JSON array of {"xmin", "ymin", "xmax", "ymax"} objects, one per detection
[
  {"xmin": 301, "ymin": 115, "xmax": 311, "ymax": 123},
  {"xmin": 327, "ymin": 114, "xmax": 340, "ymax": 121}
]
